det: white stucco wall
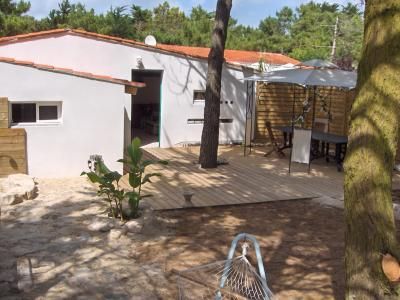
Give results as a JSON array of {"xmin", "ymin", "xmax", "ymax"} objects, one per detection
[
  {"xmin": 0, "ymin": 33, "xmax": 249, "ymax": 147},
  {"xmin": 0, "ymin": 62, "xmax": 130, "ymax": 177}
]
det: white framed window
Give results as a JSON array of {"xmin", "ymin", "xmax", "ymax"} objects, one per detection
[
  {"xmin": 10, "ymin": 101, "xmax": 62, "ymax": 125},
  {"xmin": 193, "ymin": 90, "xmax": 206, "ymax": 104},
  {"xmin": 187, "ymin": 118, "xmax": 233, "ymax": 125}
]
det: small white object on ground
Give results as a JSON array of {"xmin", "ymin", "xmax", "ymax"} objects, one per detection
[
  {"xmin": 88, "ymin": 217, "xmax": 115, "ymax": 232},
  {"xmin": 17, "ymin": 257, "xmax": 33, "ymax": 292},
  {"xmin": 108, "ymin": 228, "xmax": 125, "ymax": 240},
  {"xmin": 124, "ymin": 219, "xmax": 144, "ymax": 233}
]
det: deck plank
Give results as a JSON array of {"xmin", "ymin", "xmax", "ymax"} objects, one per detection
[{"xmin": 120, "ymin": 145, "xmax": 383, "ymax": 210}]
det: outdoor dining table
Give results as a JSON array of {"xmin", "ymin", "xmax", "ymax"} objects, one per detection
[{"xmin": 272, "ymin": 125, "xmax": 348, "ymax": 171}]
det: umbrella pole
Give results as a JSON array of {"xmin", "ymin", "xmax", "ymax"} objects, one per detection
[
  {"xmin": 309, "ymin": 86, "xmax": 317, "ymax": 173},
  {"xmin": 250, "ymin": 81, "xmax": 254, "ymax": 155},
  {"xmin": 289, "ymin": 84, "xmax": 296, "ymax": 174},
  {"xmin": 328, "ymin": 87, "xmax": 332, "ymax": 133},
  {"xmin": 244, "ymin": 80, "xmax": 255, "ymax": 157},
  {"xmin": 244, "ymin": 81, "xmax": 249, "ymax": 156}
]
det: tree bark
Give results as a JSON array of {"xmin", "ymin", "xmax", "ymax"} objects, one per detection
[
  {"xmin": 199, "ymin": 0, "xmax": 232, "ymax": 168},
  {"xmin": 344, "ymin": 0, "xmax": 400, "ymax": 298}
]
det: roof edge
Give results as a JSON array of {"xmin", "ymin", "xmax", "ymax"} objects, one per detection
[
  {"xmin": 0, "ymin": 29, "xmax": 281, "ymax": 70},
  {"xmin": 0, "ymin": 56, "xmax": 146, "ymax": 88}
]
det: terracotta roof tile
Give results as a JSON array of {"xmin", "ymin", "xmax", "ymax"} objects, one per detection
[
  {"xmin": 16, "ymin": 60, "xmax": 35, "ymax": 66},
  {"xmin": 0, "ymin": 29, "xmax": 66, "ymax": 44},
  {"xmin": 157, "ymin": 44, "xmax": 299, "ymax": 65},
  {"xmin": 0, "ymin": 56, "xmax": 146, "ymax": 88},
  {"xmin": 55, "ymin": 67, "xmax": 74, "ymax": 72},
  {"xmin": 0, "ymin": 56, "xmax": 15, "ymax": 62},
  {"xmin": 34, "ymin": 63, "xmax": 55, "ymax": 69},
  {"xmin": 0, "ymin": 29, "xmax": 299, "ymax": 66}
]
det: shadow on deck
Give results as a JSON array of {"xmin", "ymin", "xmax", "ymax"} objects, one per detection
[{"xmin": 120, "ymin": 145, "xmax": 390, "ymax": 210}]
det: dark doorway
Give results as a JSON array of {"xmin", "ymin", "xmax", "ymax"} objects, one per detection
[{"xmin": 131, "ymin": 70, "xmax": 163, "ymax": 147}]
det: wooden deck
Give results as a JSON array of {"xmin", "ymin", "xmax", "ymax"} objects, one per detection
[{"xmin": 121, "ymin": 145, "xmax": 400, "ymax": 210}]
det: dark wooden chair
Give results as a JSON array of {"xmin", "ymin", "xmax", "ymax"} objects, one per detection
[{"xmin": 265, "ymin": 121, "xmax": 285, "ymax": 157}]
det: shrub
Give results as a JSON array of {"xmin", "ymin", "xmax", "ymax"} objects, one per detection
[
  {"xmin": 118, "ymin": 137, "xmax": 167, "ymax": 218},
  {"xmin": 81, "ymin": 137, "xmax": 167, "ymax": 220}
]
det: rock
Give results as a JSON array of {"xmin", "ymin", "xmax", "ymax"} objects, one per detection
[
  {"xmin": 0, "ymin": 174, "xmax": 37, "ymax": 206},
  {"xmin": 16, "ymin": 257, "xmax": 33, "ymax": 292},
  {"xmin": 88, "ymin": 217, "xmax": 114, "ymax": 232},
  {"xmin": 108, "ymin": 229, "xmax": 124, "ymax": 241},
  {"xmin": 124, "ymin": 219, "xmax": 143, "ymax": 233}
]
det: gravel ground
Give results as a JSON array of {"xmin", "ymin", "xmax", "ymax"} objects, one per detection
[{"xmin": 1, "ymin": 177, "xmax": 348, "ymax": 299}]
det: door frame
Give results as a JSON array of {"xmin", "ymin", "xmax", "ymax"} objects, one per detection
[{"xmin": 131, "ymin": 69, "xmax": 164, "ymax": 147}]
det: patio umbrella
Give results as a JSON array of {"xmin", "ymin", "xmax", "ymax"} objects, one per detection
[
  {"xmin": 297, "ymin": 59, "xmax": 339, "ymax": 69},
  {"xmin": 244, "ymin": 68, "xmax": 357, "ymax": 89},
  {"xmin": 243, "ymin": 65, "xmax": 357, "ymax": 172}
]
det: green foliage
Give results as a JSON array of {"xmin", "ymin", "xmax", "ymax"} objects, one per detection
[
  {"xmin": 131, "ymin": 4, "xmax": 152, "ymax": 41},
  {"xmin": 0, "ymin": 0, "xmax": 364, "ymax": 67},
  {"xmin": 0, "ymin": 0, "xmax": 30, "ymax": 15},
  {"xmin": 118, "ymin": 137, "xmax": 167, "ymax": 217},
  {"xmin": 82, "ymin": 138, "xmax": 167, "ymax": 220},
  {"xmin": 289, "ymin": 2, "xmax": 363, "ymax": 65},
  {"xmin": 0, "ymin": 0, "xmax": 36, "ymax": 36},
  {"xmin": 81, "ymin": 159, "xmax": 125, "ymax": 220}
]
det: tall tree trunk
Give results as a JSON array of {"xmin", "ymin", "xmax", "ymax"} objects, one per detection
[
  {"xmin": 344, "ymin": 1, "xmax": 400, "ymax": 298},
  {"xmin": 199, "ymin": 0, "xmax": 232, "ymax": 168}
]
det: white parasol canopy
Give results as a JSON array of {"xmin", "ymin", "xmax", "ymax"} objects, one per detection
[
  {"xmin": 297, "ymin": 59, "xmax": 339, "ymax": 69},
  {"xmin": 244, "ymin": 68, "xmax": 357, "ymax": 89}
]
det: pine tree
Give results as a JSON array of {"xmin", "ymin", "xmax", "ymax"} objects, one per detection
[
  {"xmin": 344, "ymin": 0, "xmax": 400, "ymax": 297},
  {"xmin": 199, "ymin": 0, "xmax": 232, "ymax": 168}
]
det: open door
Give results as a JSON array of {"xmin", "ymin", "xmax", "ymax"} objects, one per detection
[{"xmin": 131, "ymin": 70, "xmax": 163, "ymax": 147}]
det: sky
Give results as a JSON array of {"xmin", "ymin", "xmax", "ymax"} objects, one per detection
[{"xmin": 27, "ymin": 0, "xmax": 361, "ymax": 28}]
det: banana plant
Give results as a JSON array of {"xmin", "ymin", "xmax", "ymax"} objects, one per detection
[
  {"xmin": 81, "ymin": 159, "xmax": 125, "ymax": 220},
  {"xmin": 118, "ymin": 137, "xmax": 168, "ymax": 218}
]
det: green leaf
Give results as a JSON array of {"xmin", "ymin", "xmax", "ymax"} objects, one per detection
[
  {"xmin": 83, "ymin": 171, "xmax": 105, "ymax": 185},
  {"xmin": 104, "ymin": 171, "xmax": 122, "ymax": 183},
  {"xmin": 141, "ymin": 159, "xmax": 168, "ymax": 168},
  {"xmin": 126, "ymin": 191, "xmax": 140, "ymax": 208},
  {"xmin": 142, "ymin": 173, "xmax": 161, "ymax": 184},
  {"xmin": 97, "ymin": 160, "xmax": 112, "ymax": 175},
  {"xmin": 127, "ymin": 138, "xmax": 143, "ymax": 166},
  {"xmin": 128, "ymin": 172, "xmax": 141, "ymax": 188},
  {"xmin": 117, "ymin": 159, "xmax": 131, "ymax": 164}
]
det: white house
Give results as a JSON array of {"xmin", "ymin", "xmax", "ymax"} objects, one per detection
[
  {"xmin": 0, "ymin": 29, "xmax": 298, "ymax": 177},
  {"xmin": 0, "ymin": 57, "xmax": 144, "ymax": 177}
]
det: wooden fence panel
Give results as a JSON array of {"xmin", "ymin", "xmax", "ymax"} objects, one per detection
[
  {"xmin": 255, "ymin": 82, "xmax": 355, "ymax": 141},
  {"xmin": 0, "ymin": 97, "xmax": 9, "ymax": 129},
  {"xmin": 0, "ymin": 128, "xmax": 27, "ymax": 177}
]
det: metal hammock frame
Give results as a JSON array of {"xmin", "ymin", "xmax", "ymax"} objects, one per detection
[{"xmin": 177, "ymin": 233, "xmax": 273, "ymax": 300}]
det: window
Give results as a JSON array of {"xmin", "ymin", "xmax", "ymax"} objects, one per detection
[
  {"xmin": 39, "ymin": 105, "xmax": 58, "ymax": 120},
  {"xmin": 11, "ymin": 103, "xmax": 36, "ymax": 123},
  {"xmin": 187, "ymin": 118, "xmax": 233, "ymax": 124},
  {"xmin": 193, "ymin": 90, "xmax": 206, "ymax": 104},
  {"xmin": 11, "ymin": 102, "xmax": 61, "ymax": 124},
  {"xmin": 187, "ymin": 118, "xmax": 204, "ymax": 124}
]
